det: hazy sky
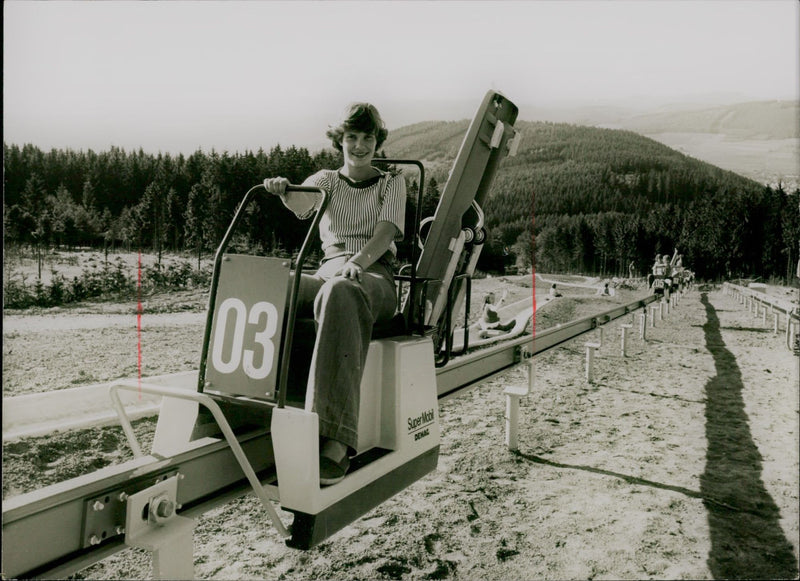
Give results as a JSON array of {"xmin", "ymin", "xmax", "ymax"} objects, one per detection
[{"xmin": 4, "ymin": 0, "xmax": 798, "ymax": 154}]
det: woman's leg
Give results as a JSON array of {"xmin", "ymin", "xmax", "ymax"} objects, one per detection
[{"xmin": 305, "ymin": 262, "xmax": 397, "ymax": 452}]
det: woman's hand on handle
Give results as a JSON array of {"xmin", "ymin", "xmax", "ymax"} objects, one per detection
[{"xmin": 263, "ymin": 177, "xmax": 289, "ymax": 196}]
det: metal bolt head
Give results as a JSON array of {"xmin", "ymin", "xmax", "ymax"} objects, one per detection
[
  {"xmin": 118, "ymin": 492, "xmax": 129, "ymax": 502},
  {"xmin": 154, "ymin": 498, "xmax": 176, "ymax": 519},
  {"xmin": 92, "ymin": 500, "xmax": 105, "ymax": 512},
  {"xmin": 89, "ymin": 535, "xmax": 101, "ymax": 546}
]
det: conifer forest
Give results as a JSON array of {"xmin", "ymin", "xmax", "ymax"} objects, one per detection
[{"xmin": 4, "ymin": 120, "xmax": 799, "ymax": 284}]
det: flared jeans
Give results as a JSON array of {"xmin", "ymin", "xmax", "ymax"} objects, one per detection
[{"xmin": 296, "ymin": 255, "xmax": 397, "ymax": 451}]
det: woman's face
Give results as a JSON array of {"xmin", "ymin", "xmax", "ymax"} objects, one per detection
[{"xmin": 341, "ymin": 130, "xmax": 377, "ymax": 171}]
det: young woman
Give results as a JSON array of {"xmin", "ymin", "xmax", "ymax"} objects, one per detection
[{"xmin": 263, "ymin": 103, "xmax": 406, "ymax": 485}]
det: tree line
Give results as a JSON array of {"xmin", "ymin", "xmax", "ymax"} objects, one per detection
[{"xmin": 5, "ymin": 117, "xmax": 800, "ymax": 283}]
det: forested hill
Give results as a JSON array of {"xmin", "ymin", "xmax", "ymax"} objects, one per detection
[
  {"xmin": 387, "ymin": 119, "xmax": 767, "ymax": 214},
  {"xmin": 385, "ymin": 120, "xmax": 799, "ymax": 281}
]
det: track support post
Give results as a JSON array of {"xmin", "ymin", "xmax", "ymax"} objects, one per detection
[
  {"xmin": 585, "ymin": 342, "xmax": 601, "ymax": 383},
  {"xmin": 620, "ymin": 324, "xmax": 632, "ymax": 357},
  {"xmin": 639, "ymin": 312, "xmax": 647, "ymax": 341},
  {"xmin": 123, "ymin": 474, "xmax": 195, "ymax": 580},
  {"xmin": 504, "ymin": 359, "xmax": 532, "ymax": 451}
]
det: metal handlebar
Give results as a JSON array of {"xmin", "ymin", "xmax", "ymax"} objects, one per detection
[{"xmin": 277, "ymin": 185, "xmax": 330, "ymax": 407}]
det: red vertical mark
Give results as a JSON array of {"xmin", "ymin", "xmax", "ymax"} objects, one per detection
[
  {"xmin": 531, "ymin": 190, "xmax": 536, "ymax": 341},
  {"xmin": 137, "ymin": 250, "xmax": 143, "ymax": 397}
]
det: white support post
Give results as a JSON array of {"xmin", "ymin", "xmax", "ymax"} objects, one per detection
[
  {"xmin": 774, "ymin": 312, "xmax": 780, "ymax": 334},
  {"xmin": 150, "ymin": 525, "xmax": 195, "ymax": 580},
  {"xmin": 124, "ymin": 474, "xmax": 196, "ymax": 581},
  {"xmin": 639, "ymin": 312, "xmax": 647, "ymax": 340},
  {"xmin": 650, "ymin": 305, "xmax": 659, "ymax": 328},
  {"xmin": 659, "ymin": 300, "xmax": 665, "ymax": 321},
  {"xmin": 762, "ymin": 308, "xmax": 767, "ymax": 326},
  {"xmin": 597, "ymin": 326, "xmax": 604, "ymax": 348},
  {"xmin": 620, "ymin": 324, "xmax": 633, "ymax": 357},
  {"xmin": 505, "ymin": 392, "xmax": 519, "ymax": 451},
  {"xmin": 504, "ymin": 360, "xmax": 532, "ymax": 452},
  {"xmin": 585, "ymin": 342, "xmax": 601, "ymax": 383}
]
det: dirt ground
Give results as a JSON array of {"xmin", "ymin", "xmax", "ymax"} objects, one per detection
[{"xmin": 3, "ymin": 278, "xmax": 799, "ymax": 580}]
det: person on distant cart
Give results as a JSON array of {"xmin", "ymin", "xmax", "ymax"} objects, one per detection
[
  {"xmin": 669, "ymin": 250, "xmax": 682, "ymax": 294},
  {"xmin": 651, "ymin": 254, "xmax": 667, "ymax": 297},
  {"xmin": 478, "ymin": 289, "xmax": 515, "ymax": 338},
  {"xmin": 263, "ymin": 103, "xmax": 406, "ymax": 485}
]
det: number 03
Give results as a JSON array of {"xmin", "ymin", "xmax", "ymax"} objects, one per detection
[{"xmin": 211, "ymin": 298, "xmax": 278, "ymax": 380}]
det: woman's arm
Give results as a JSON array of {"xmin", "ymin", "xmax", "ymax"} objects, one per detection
[{"xmin": 338, "ymin": 221, "xmax": 398, "ymax": 281}]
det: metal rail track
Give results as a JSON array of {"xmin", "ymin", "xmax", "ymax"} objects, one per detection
[
  {"xmin": 2, "ymin": 293, "xmax": 658, "ymax": 579},
  {"xmin": 723, "ymin": 282, "xmax": 799, "ymax": 351}
]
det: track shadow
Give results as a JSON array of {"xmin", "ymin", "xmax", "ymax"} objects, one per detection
[
  {"xmin": 514, "ymin": 451, "xmax": 754, "ymax": 512},
  {"xmin": 593, "ymin": 382, "xmax": 707, "ymax": 405},
  {"xmin": 699, "ymin": 292, "xmax": 798, "ymax": 579},
  {"xmin": 718, "ymin": 326, "xmax": 773, "ymax": 334}
]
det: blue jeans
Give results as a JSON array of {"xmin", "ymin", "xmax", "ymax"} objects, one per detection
[{"xmin": 296, "ymin": 255, "xmax": 397, "ymax": 451}]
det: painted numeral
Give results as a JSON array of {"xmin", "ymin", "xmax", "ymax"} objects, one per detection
[{"xmin": 211, "ymin": 298, "xmax": 278, "ymax": 379}]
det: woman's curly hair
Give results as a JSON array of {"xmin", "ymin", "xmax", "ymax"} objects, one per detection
[{"xmin": 326, "ymin": 103, "xmax": 389, "ymax": 152}]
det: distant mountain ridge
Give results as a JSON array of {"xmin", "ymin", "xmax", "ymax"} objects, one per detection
[{"xmin": 609, "ymin": 100, "xmax": 798, "ymax": 140}]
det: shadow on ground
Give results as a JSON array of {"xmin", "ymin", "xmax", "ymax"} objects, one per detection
[{"xmin": 699, "ymin": 292, "xmax": 797, "ymax": 579}]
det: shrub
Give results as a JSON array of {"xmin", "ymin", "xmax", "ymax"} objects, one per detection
[{"xmin": 3, "ymin": 276, "xmax": 34, "ymax": 308}]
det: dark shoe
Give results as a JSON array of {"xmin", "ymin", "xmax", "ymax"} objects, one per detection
[{"xmin": 319, "ymin": 454, "xmax": 350, "ymax": 486}]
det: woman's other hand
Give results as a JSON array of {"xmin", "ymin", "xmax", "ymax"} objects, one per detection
[{"xmin": 336, "ymin": 261, "xmax": 364, "ymax": 282}]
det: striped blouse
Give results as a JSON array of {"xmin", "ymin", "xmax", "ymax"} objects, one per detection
[{"xmin": 282, "ymin": 169, "xmax": 406, "ymax": 258}]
